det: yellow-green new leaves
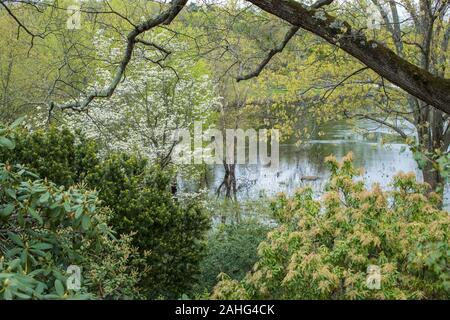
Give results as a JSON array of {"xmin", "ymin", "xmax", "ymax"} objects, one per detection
[{"xmin": 213, "ymin": 153, "xmax": 449, "ymax": 300}]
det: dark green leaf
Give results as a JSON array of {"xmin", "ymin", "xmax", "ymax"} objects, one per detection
[
  {"xmin": 81, "ymin": 215, "xmax": 91, "ymax": 231},
  {"xmin": 0, "ymin": 137, "xmax": 15, "ymax": 149},
  {"xmin": 54, "ymin": 279, "xmax": 65, "ymax": 297},
  {"xmin": 28, "ymin": 207, "xmax": 43, "ymax": 225},
  {"xmin": 0, "ymin": 204, "xmax": 15, "ymax": 217},
  {"xmin": 7, "ymin": 231, "xmax": 24, "ymax": 247}
]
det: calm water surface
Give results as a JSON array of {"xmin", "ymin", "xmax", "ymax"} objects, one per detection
[{"xmin": 206, "ymin": 120, "xmax": 450, "ymax": 209}]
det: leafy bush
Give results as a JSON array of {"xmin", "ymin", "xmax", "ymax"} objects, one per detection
[
  {"xmin": 0, "ymin": 125, "xmax": 98, "ymax": 187},
  {"xmin": 195, "ymin": 220, "xmax": 270, "ymax": 294},
  {"xmin": 1, "ymin": 124, "xmax": 210, "ymax": 298},
  {"xmin": 0, "ymin": 123, "xmax": 143, "ymax": 300},
  {"xmin": 86, "ymin": 153, "xmax": 210, "ymax": 298},
  {"xmin": 212, "ymin": 153, "xmax": 449, "ymax": 300}
]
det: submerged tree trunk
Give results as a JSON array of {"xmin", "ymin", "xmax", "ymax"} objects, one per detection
[
  {"xmin": 217, "ymin": 163, "xmax": 236, "ymax": 199},
  {"xmin": 216, "ymin": 163, "xmax": 238, "ymax": 223}
]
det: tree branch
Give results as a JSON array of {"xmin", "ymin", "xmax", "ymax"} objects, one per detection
[
  {"xmin": 0, "ymin": 0, "xmax": 44, "ymax": 51},
  {"xmin": 321, "ymin": 67, "xmax": 369, "ymax": 100},
  {"xmin": 237, "ymin": 0, "xmax": 335, "ymax": 82},
  {"xmin": 236, "ymin": 25, "xmax": 299, "ymax": 81},
  {"xmin": 344, "ymin": 111, "xmax": 409, "ymax": 139},
  {"xmin": 51, "ymin": 0, "xmax": 188, "ymax": 112},
  {"xmin": 245, "ymin": 0, "xmax": 450, "ymax": 114}
]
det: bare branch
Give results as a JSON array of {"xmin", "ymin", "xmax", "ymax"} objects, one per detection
[
  {"xmin": 237, "ymin": 0, "xmax": 335, "ymax": 82},
  {"xmin": 246, "ymin": 0, "xmax": 450, "ymax": 114},
  {"xmin": 51, "ymin": 0, "xmax": 188, "ymax": 112},
  {"xmin": 0, "ymin": 0, "xmax": 44, "ymax": 50},
  {"xmin": 344, "ymin": 111, "xmax": 408, "ymax": 139},
  {"xmin": 310, "ymin": 0, "xmax": 335, "ymax": 9},
  {"xmin": 321, "ymin": 67, "xmax": 369, "ymax": 100},
  {"xmin": 236, "ymin": 25, "xmax": 299, "ymax": 82},
  {"xmin": 136, "ymin": 39, "xmax": 172, "ymax": 56}
]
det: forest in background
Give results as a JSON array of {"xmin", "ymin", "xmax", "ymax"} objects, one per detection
[{"xmin": 0, "ymin": 0, "xmax": 449, "ymax": 300}]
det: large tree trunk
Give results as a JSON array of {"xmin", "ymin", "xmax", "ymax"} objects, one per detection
[
  {"xmin": 217, "ymin": 163, "xmax": 238, "ymax": 223},
  {"xmin": 422, "ymin": 162, "xmax": 444, "ymax": 195},
  {"xmin": 246, "ymin": 0, "xmax": 450, "ymax": 114},
  {"xmin": 417, "ymin": 116, "xmax": 446, "ymax": 204}
]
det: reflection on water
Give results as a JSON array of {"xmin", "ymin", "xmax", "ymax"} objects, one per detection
[{"xmin": 207, "ymin": 120, "xmax": 449, "ymax": 209}]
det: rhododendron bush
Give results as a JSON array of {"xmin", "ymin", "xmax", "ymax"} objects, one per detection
[
  {"xmin": 0, "ymin": 124, "xmax": 210, "ymax": 299},
  {"xmin": 0, "ymin": 122, "xmax": 143, "ymax": 300}
]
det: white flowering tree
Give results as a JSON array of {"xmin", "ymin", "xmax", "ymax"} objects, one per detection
[{"xmin": 67, "ymin": 30, "xmax": 220, "ymax": 167}]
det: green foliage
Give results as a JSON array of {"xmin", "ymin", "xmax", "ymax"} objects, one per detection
[
  {"xmin": 407, "ymin": 140, "xmax": 450, "ymax": 191},
  {"xmin": 0, "ymin": 123, "xmax": 210, "ymax": 299},
  {"xmin": 78, "ymin": 229, "xmax": 145, "ymax": 300},
  {"xmin": 85, "ymin": 153, "xmax": 210, "ymax": 299},
  {"xmin": 195, "ymin": 220, "xmax": 270, "ymax": 294},
  {"xmin": 212, "ymin": 153, "xmax": 449, "ymax": 300},
  {"xmin": 0, "ymin": 126, "xmax": 99, "ymax": 187},
  {"xmin": 0, "ymin": 123, "xmax": 142, "ymax": 300}
]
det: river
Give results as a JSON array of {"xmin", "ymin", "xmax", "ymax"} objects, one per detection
[{"xmin": 206, "ymin": 120, "xmax": 450, "ymax": 210}]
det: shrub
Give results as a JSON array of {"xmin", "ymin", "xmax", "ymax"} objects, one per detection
[
  {"xmin": 212, "ymin": 153, "xmax": 450, "ymax": 300},
  {"xmin": 85, "ymin": 153, "xmax": 210, "ymax": 298},
  {"xmin": 0, "ymin": 123, "xmax": 143, "ymax": 299},
  {"xmin": 1, "ymin": 124, "xmax": 210, "ymax": 298},
  {"xmin": 0, "ymin": 125, "xmax": 98, "ymax": 187},
  {"xmin": 195, "ymin": 220, "xmax": 270, "ymax": 294}
]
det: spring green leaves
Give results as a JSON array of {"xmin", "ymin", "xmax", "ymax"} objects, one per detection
[{"xmin": 213, "ymin": 153, "xmax": 450, "ymax": 300}]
